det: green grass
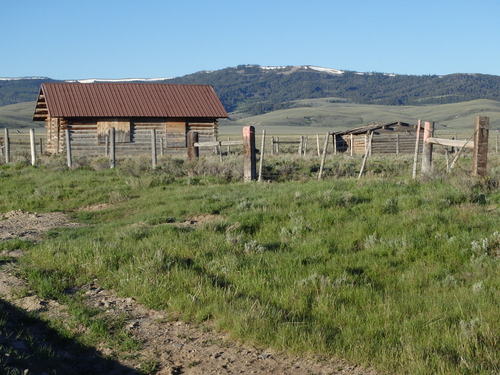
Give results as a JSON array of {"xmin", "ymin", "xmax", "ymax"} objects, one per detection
[{"xmin": 1, "ymin": 160, "xmax": 499, "ymax": 374}]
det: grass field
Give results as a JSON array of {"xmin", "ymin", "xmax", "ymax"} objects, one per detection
[{"xmin": 0, "ymin": 155, "xmax": 498, "ymax": 374}]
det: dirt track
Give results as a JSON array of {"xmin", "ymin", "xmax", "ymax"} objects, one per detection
[{"xmin": 0, "ymin": 211, "xmax": 378, "ymax": 375}]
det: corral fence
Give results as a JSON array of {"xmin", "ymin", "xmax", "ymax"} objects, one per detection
[{"xmin": 1, "ymin": 117, "xmax": 498, "ymax": 181}]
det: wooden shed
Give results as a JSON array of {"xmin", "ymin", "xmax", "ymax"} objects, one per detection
[
  {"xmin": 33, "ymin": 82, "xmax": 228, "ymax": 156},
  {"xmin": 335, "ymin": 121, "xmax": 423, "ymax": 155}
]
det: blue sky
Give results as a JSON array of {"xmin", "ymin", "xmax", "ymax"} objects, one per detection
[{"xmin": 1, "ymin": 0, "xmax": 499, "ymax": 78}]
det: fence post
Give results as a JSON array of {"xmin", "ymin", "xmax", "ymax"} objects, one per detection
[
  {"xmin": 350, "ymin": 134, "xmax": 354, "ymax": 156},
  {"xmin": 318, "ymin": 133, "xmax": 329, "ymax": 180},
  {"xmin": 243, "ymin": 126, "xmax": 256, "ymax": 181},
  {"xmin": 105, "ymin": 135, "xmax": 109, "ymax": 156},
  {"xmin": 333, "ymin": 133, "xmax": 337, "ymax": 155},
  {"xmin": 151, "ymin": 129, "xmax": 157, "ymax": 169},
  {"xmin": 159, "ymin": 137, "xmax": 164, "ymax": 157},
  {"xmin": 258, "ymin": 129, "xmax": 266, "ymax": 182},
  {"xmin": 218, "ymin": 143, "xmax": 223, "ymax": 163},
  {"xmin": 304, "ymin": 136, "xmax": 308, "ymax": 155},
  {"xmin": 110, "ymin": 128, "xmax": 116, "ymax": 169},
  {"xmin": 39, "ymin": 138, "xmax": 43, "ymax": 155},
  {"xmin": 65, "ymin": 129, "xmax": 72, "ymax": 168},
  {"xmin": 30, "ymin": 129, "xmax": 36, "ymax": 166},
  {"xmin": 316, "ymin": 134, "xmax": 320, "ymax": 156},
  {"xmin": 396, "ymin": 134, "xmax": 400, "ymax": 155},
  {"xmin": 4, "ymin": 128, "xmax": 10, "ymax": 164},
  {"xmin": 276, "ymin": 137, "xmax": 280, "ymax": 154},
  {"xmin": 227, "ymin": 136, "xmax": 231, "ymax": 154},
  {"xmin": 421, "ymin": 121, "xmax": 434, "ymax": 175},
  {"xmin": 298, "ymin": 136, "xmax": 303, "ymax": 156},
  {"xmin": 412, "ymin": 120, "xmax": 422, "ymax": 179},
  {"xmin": 187, "ymin": 131, "xmax": 199, "ymax": 160},
  {"xmin": 472, "ymin": 116, "xmax": 489, "ymax": 177},
  {"xmin": 358, "ymin": 131, "xmax": 374, "ymax": 179}
]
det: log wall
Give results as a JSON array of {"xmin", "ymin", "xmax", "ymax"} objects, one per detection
[{"xmin": 48, "ymin": 118, "xmax": 217, "ymax": 157}]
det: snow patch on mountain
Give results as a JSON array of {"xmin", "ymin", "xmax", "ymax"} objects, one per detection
[
  {"xmin": 304, "ymin": 66, "xmax": 344, "ymax": 75},
  {"xmin": 67, "ymin": 77, "xmax": 170, "ymax": 83},
  {"xmin": 0, "ymin": 76, "xmax": 49, "ymax": 81}
]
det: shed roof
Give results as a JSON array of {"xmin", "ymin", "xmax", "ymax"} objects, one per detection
[
  {"xmin": 335, "ymin": 121, "xmax": 415, "ymax": 136},
  {"xmin": 34, "ymin": 82, "xmax": 228, "ymax": 120}
]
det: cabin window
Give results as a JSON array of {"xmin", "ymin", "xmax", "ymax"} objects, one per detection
[{"xmin": 97, "ymin": 121, "xmax": 131, "ymax": 143}]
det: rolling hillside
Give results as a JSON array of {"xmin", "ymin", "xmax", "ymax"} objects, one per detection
[
  {"xmin": 3, "ymin": 98, "xmax": 499, "ymax": 135},
  {"xmin": 223, "ymin": 98, "xmax": 500, "ymax": 132}
]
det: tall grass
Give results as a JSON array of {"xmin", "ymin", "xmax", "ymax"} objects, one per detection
[{"xmin": 1, "ymin": 158, "xmax": 499, "ymax": 374}]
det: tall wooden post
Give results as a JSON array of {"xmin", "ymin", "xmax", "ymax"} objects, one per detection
[
  {"xmin": 65, "ymin": 129, "xmax": 72, "ymax": 168},
  {"xmin": 4, "ymin": 128, "xmax": 10, "ymax": 164},
  {"xmin": 304, "ymin": 136, "xmax": 308, "ymax": 155},
  {"xmin": 29, "ymin": 129, "xmax": 36, "ymax": 166},
  {"xmin": 318, "ymin": 133, "xmax": 329, "ymax": 180},
  {"xmin": 472, "ymin": 116, "xmax": 489, "ymax": 177},
  {"xmin": 396, "ymin": 134, "xmax": 400, "ymax": 155},
  {"xmin": 110, "ymin": 128, "xmax": 116, "ymax": 169},
  {"xmin": 105, "ymin": 135, "xmax": 109, "ymax": 156},
  {"xmin": 276, "ymin": 137, "xmax": 280, "ymax": 154},
  {"xmin": 298, "ymin": 136, "xmax": 304, "ymax": 156},
  {"xmin": 316, "ymin": 134, "xmax": 320, "ymax": 156},
  {"xmin": 243, "ymin": 126, "xmax": 256, "ymax": 181},
  {"xmin": 39, "ymin": 138, "xmax": 43, "ymax": 155},
  {"xmin": 258, "ymin": 129, "xmax": 266, "ymax": 182},
  {"xmin": 187, "ymin": 131, "xmax": 199, "ymax": 160},
  {"xmin": 159, "ymin": 137, "xmax": 164, "ymax": 157},
  {"xmin": 151, "ymin": 129, "xmax": 157, "ymax": 169},
  {"xmin": 350, "ymin": 134, "xmax": 354, "ymax": 156},
  {"xmin": 412, "ymin": 120, "xmax": 422, "ymax": 179},
  {"xmin": 421, "ymin": 121, "xmax": 434, "ymax": 175},
  {"xmin": 333, "ymin": 133, "xmax": 337, "ymax": 155}
]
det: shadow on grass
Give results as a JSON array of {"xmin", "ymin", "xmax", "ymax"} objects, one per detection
[{"xmin": 0, "ymin": 298, "xmax": 139, "ymax": 375}]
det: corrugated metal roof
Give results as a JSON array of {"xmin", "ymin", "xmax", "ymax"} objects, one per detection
[{"xmin": 38, "ymin": 82, "xmax": 228, "ymax": 119}]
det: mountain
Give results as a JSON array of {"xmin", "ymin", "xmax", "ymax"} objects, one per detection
[
  {"xmin": 166, "ymin": 65, "xmax": 500, "ymax": 114},
  {"xmin": 1, "ymin": 65, "xmax": 499, "ymax": 121}
]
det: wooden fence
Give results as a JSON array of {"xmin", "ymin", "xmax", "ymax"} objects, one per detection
[{"xmin": 1, "ymin": 122, "xmax": 498, "ymax": 181}]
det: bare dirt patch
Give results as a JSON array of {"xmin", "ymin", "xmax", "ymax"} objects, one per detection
[
  {"xmin": 174, "ymin": 214, "xmax": 222, "ymax": 228},
  {"xmin": 79, "ymin": 203, "xmax": 113, "ymax": 212},
  {"xmin": 0, "ymin": 210, "xmax": 79, "ymax": 241}
]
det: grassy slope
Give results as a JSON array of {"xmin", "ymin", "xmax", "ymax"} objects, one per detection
[
  {"xmin": 0, "ymin": 160, "xmax": 498, "ymax": 375},
  {"xmin": 221, "ymin": 98, "xmax": 500, "ymax": 135},
  {"xmin": 2, "ymin": 99, "xmax": 500, "ymax": 135},
  {"xmin": 0, "ymin": 101, "xmax": 40, "ymax": 129}
]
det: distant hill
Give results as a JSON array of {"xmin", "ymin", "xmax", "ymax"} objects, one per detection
[
  {"xmin": 222, "ymin": 98, "xmax": 500, "ymax": 133},
  {"xmin": 1, "ymin": 65, "xmax": 500, "ymax": 116},
  {"xmin": 3, "ymin": 99, "xmax": 499, "ymax": 133}
]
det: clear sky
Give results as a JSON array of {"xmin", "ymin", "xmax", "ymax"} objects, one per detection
[{"xmin": 1, "ymin": 0, "xmax": 499, "ymax": 79}]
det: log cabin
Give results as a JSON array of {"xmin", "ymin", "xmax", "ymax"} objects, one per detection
[
  {"xmin": 334, "ymin": 121, "xmax": 424, "ymax": 155},
  {"xmin": 33, "ymin": 82, "xmax": 228, "ymax": 156}
]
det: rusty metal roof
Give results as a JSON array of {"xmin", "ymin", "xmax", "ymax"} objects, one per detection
[{"xmin": 37, "ymin": 82, "xmax": 228, "ymax": 119}]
